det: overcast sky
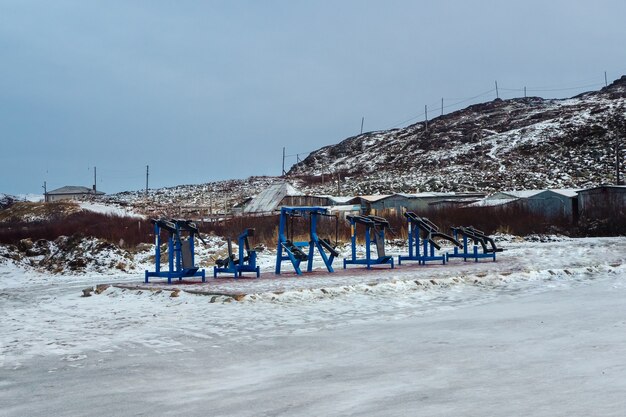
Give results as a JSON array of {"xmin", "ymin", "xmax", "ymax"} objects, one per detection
[{"xmin": 1, "ymin": 0, "xmax": 625, "ymax": 195}]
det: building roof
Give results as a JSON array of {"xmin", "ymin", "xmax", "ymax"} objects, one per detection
[
  {"xmin": 358, "ymin": 195, "xmax": 392, "ymax": 203},
  {"xmin": 326, "ymin": 196, "xmax": 356, "ymax": 204},
  {"xmin": 495, "ymin": 190, "xmax": 545, "ymax": 199},
  {"xmin": 541, "ymin": 189, "xmax": 581, "ymax": 198},
  {"xmin": 468, "ymin": 198, "xmax": 521, "ymax": 207},
  {"xmin": 46, "ymin": 186, "xmax": 105, "ymax": 195},
  {"xmin": 243, "ymin": 182, "xmax": 301, "ymax": 213},
  {"xmin": 428, "ymin": 198, "xmax": 482, "ymax": 206},
  {"xmin": 576, "ymin": 185, "xmax": 626, "ymax": 193}
]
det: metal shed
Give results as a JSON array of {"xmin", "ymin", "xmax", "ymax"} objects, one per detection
[
  {"xmin": 526, "ymin": 189, "xmax": 580, "ymax": 219},
  {"xmin": 242, "ymin": 182, "xmax": 302, "ymax": 214},
  {"xmin": 367, "ymin": 192, "xmax": 486, "ymax": 215},
  {"xmin": 483, "ymin": 189, "xmax": 580, "ymax": 220},
  {"xmin": 577, "ymin": 185, "xmax": 626, "ymax": 217}
]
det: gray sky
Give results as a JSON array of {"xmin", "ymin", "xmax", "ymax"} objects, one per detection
[{"xmin": 2, "ymin": 0, "xmax": 625, "ymax": 195}]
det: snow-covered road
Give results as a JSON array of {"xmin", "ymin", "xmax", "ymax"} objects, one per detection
[{"xmin": 1, "ymin": 237, "xmax": 625, "ymax": 416}]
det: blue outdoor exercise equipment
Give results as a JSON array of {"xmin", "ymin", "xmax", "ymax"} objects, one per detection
[
  {"xmin": 448, "ymin": 226, "xmax": 503, "ymax": 262},
  {"xmin": 397, "ymin": 212, "xmax": 463, "ymax": 265},
  {"xmin": 214, "ymin": 228, "xmax": 261, "ymax": 278},
  {"xmin": 343, "ymin": 215, "xmax": 394, "ymax": 269},
  {"xmin": 275, "ymin": 206, "xmax": 339, "ymax": 275},
  {"xmin": 145, "ymin": 218, "xmax": 206, "ymax": 284}
]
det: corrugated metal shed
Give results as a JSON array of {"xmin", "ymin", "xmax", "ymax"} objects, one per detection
[
  {"xmin": 476, "ymin": 189, "xmax": 581, "ymax": 219},
  {"xmin": 242, "ymin": 183, "xmax": 301, "ymax": 214},
  {"xmin": 577, "ymin": 185, "xmax": 626, "ymax": 216},
  {"xmin": 527, "ymin": 189, "xmax": 579, "ymax": 218},
  {"xmin": 367, "ymin": 192, "xmax": 485, "ymax": 214}
]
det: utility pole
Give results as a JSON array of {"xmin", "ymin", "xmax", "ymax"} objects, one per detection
[
  {"xmin": 336, "ymin": 172, "xmax": 341, "ymax": 195},
  {"xmin": 146, "ymin": 165, "xmax": 149, "ymax": 195},
  {"xmin": 616, "ymin": 133, "xmax": 621, "ymax": 184},
  {"xmin": 605, "ymin": 71, "xmax": 608, "ymax": 87},
  {"xmin": 42, "ymin": 181, "xmax": 47, "ymax": 202},
  {"xmin": 360, "ymin": 117, "xmax": 364, "ymax": 135},
  {"xmin": 441, "ymin": 98, "xmax": 444, "ymax": 116},
  {"xmin": 524, "ymin": 86, "xmax": 527, "ymax": 98},
  {"xmin": 495, "ymin": 81, "xmax": 499, "ymax": 99},
  {"xmin": 93, "ymin": 166, "xmax": 97, "ymax": 192},
  {"xmin": 424, "ymin": 105, "xmax": 428, "ymax": 131},
  {"xmin": 282, "ymin": 147, "xmax": 286, "ymax": 176}
]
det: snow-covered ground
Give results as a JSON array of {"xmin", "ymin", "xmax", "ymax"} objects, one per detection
[
  {"xmin": 79, "ymin": 202, "xmax": 145, "ymax": 218},
  {"xmin": 1, "ymin": 237, "xmax": 625, "ymax": 416}
]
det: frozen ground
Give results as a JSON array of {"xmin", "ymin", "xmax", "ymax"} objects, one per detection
[
  {"xmin": 1, "ymin": 237, "xmax": 625, "ymax": 416},
  {"xmin": 79, "ymin": 202, "xmax": 145, "ymax": 218}
]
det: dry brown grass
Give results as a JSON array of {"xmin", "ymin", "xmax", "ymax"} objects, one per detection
[
  {"xmin": 0, "ymin": 201, "xmax": 81, "ymax": 222},
  {"xmin": 1, "ymin": 200, "xmax": 623, "ymax": 249}
]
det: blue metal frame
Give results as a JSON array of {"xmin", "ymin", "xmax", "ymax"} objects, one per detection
[
  {"xmin": 343, "ymin": 215, "xmax": 394, "ymax": 269},
  {"xmin": 145, "ymin": 219, "xmax": 206, "ymax": 284},
  {"xmin": 213, "ymin": 228, "xmax": 261, "ymax": 278},
  {"xmin": 447, "ymin": 227, "xmax": 498, "ymax": 262},
  {"xmin": 397, "ymin": 213, "xmax": 461, "ymax": 265},
  {"xmin": 275, "ymin": 207, "xmax": 337, "ymax": 275}
]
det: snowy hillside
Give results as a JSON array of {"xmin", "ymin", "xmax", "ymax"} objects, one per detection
[
  {"xmin": 96, "ymin": 79, "xmax": 626, "ymax": 212},
  {"xmin": 289, "ymin": 76, "xmax": 626, "ymax": 194},
  {"xmin": 106, "ymin": 176, "xmax": 283, "ymax": 215}
]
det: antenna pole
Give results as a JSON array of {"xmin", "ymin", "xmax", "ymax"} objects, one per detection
[
  {"xmin": 146, "ymin": 165, "xmax": 149, "ymax": 195},
  {"xmin": 282, "ymin": 147, "xmax": 286, "ymax": 176}
]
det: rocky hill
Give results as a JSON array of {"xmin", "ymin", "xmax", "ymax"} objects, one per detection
[
  {"xmin": 288, "ymin": 76, "xmax": 626, "ymax": 194},
  {"xmin": 88, "ymin": 77, "xmax": 626, "ymax": 211}
]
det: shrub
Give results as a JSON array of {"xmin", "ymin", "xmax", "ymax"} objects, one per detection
[{"xmin": 0, "ymin": 211, "xmax": 152, "ymax": 248}]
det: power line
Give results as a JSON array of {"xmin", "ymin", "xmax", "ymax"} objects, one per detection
[
  {"xmin": 525, "ymin": 82, "xmax": 604, "ymax": 92},
  {"xmin": 386, "ymin": 88, "xmax": 497, "ymax": 129}
]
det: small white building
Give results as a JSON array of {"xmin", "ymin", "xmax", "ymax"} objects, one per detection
[{"xmin": 44, "ymin": 186, "xmax": 105, "ymax": 202}]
